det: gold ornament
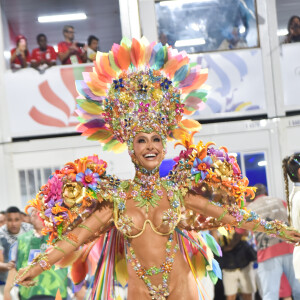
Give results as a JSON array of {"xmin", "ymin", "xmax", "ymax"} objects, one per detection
[{"xmin": 62, "ymin": 183, "xmax": 86, "ymax": 207}]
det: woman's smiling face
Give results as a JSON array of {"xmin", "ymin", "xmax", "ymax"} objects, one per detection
[{"xmin": 132, "ymin": 132, "xmax": 164, "ymax": 171}]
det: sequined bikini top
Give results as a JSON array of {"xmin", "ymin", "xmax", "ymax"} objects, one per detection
[{"xmin": 112, "ymin": 178, "xmax": 183, "ymax": 238}]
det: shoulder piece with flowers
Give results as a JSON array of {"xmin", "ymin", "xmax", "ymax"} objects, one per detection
[
  {"xmin": 170, "ymin": 132, "xmax": 297, "ymax": 241},
  {"xmin": 25, "ymin": 155, "xmax": 114, "ymax": 244},
  {"xmin": 170, "ymin": 131, "xmax": 255, "ymax": 209}
]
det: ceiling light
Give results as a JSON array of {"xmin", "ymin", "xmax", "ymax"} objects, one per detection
[
  {"xmin": 38, "ymin": 13, "xmax": 87, "ymax": 23},
  {"xmin": 160, "ymin": 0, "xmax": 217, "ymax": 6},
  {"xmin": 175, "ymin": 38, "xmax": 206, "ymax": 47},
  {"xmin": 258, "ymin": 161, "xmax": 267, "ymax": 167}
]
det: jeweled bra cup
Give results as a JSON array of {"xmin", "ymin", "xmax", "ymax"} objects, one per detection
[{"xmin": 114, "ymin": 204, "xmax": 181, "ymax": 238}]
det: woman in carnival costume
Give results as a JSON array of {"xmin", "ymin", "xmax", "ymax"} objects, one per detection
[
  {"xmin": 15, "ymin": 38, "xmax": 300, "ymax": 300},
  {"xmin": 283, "ymin": 153, "xmax": 300, "ymax": 283}
]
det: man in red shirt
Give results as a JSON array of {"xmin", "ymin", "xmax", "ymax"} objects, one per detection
[
  {"xmin": 31, "ymin": 34, "xmax": 57, "ymax": 73},
  {"xmin": 57, "ymin": 25, "xmax": 87, "ymax": 65}
]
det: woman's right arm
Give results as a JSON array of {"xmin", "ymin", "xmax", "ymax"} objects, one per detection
[{"xmin": 15, "ymin": 202, "xmax": 113, "ymax": 285}]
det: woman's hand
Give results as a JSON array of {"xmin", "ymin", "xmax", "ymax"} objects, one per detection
[
  {"xmin": 14, "ymin": 264, "xmax": 42, "ymax": 287},
  {"xmin": 282, "ymin": 228, "xmax": 300, "ymax": 244}
]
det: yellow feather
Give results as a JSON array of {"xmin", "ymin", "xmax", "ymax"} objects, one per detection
[
  {"xmin": 115, "ymin": 258, "xmax": 129, "ymax": 287},
  {"xmin": 192, "ymin": 252, "xmax": 206, "ymax": 279}
]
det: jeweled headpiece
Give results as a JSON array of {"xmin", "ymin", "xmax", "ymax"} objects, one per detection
[{"xmin": 76, "ymin": 37, "xmax": 208, "ymax": 152}]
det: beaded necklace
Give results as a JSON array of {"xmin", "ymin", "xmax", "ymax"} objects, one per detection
[
  {"xmin": 125, "ymin": 233, "xmax": 179, "ymax": 300},
  {"xmin": 132, "ymin": 165, "xmax": 163, "ymax": 212}
]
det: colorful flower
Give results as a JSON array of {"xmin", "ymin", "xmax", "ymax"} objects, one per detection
[
  {"xmin": 191, "ymin": 157, "xmax": 213, "ymax": 180},
  {"xmin": 228, "ymin": 156, "xmax": 241, "ymax": 175},
  {"xmin": 131, "ymin": 190, "xmax": 138, "ymax": 197},
  {"xmin": 118, "ymin": 202, "xmax": 125, "ymax": 211},
  {"xmin": 119, "ymin": 191, "xmax": 127, "ymax": 199},
  {"xmin": 173, "ymin": 148, "xmax": 194, "ymax": 163},
  {"xmin": 208, "ymin": 148, "xmax": 228, "ymax": 162},
  {"xmin": 43, "ymin": 174, "xmax": 63, "ymax": 203},
  {"xmin": 157, "ymin": 189, "xmax": 163, "ymax": 196},
  {"xmin": 76, "ymin": 168, "xmax": 100, "ymax": 190}
]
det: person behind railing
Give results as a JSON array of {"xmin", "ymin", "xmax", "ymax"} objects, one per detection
[
  {"xmin": 284, "ymin": 16, "xmax": 300, "ymax": 44},
  {"xmin": 57, "ymin": 25, "xmax": 87, "ymax": 65},
  {"xmin": 31, "ymin": 33, "xmax": 56, "ymax": 74},
  {"xmin": 10, "ymin": 35, "xmax": 31, "ymax": 71},
  {"xmin": 86, "ymin": 35, "xmax": 99, "ymax": 62},
  {"xmin": 218, "ymin": 26, "xmax": 248, "ymax": 50}
]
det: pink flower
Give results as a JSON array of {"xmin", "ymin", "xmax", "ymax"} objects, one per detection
[
  {"xmin": 173, "ymin": 148, "xmax": 193, "ymax": 163},
  {"xmin": 131, "ymin": 190, "xmax": 138, "ymax": 197},
  {"xmin": 157, "ymin": 190, "xmax": 163, "ymax": 196},
  {"xmin": 167, "ymin": 190, "xmax": 174, "ymax": 197},
  {"xmin": 43, "ymin": 174, "xmax": 63, "ymax": 203},
  {"xmin": 87, "ymin": 155, "xmax": 106, "ymax": 166},
  {"xmin": 76, "ymin": 168, "xmax": 100, "ymax": 190},
  {"xmin": 151, "ymin": 100, "xmax": 157, "ymax": 107},
  {"xmin": 119, "ymin": 192, "xmax": 127, "ymax": 199}
]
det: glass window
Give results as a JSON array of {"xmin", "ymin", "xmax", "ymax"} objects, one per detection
[
  {"xmin": 43, "ymin": 168, "xmax": 52, "ymax": 182},
  {"xmin": 27, "ymin": 169, "xmax": 36, "ymax": 198},
  {"xmin": 244, "ymin": 152, "xmax": 268, "ymax": 189},
  {"xmin": 155, "ymin": 0, "xmax": 259, "ymax": 53},
  {"xmin": 277, "ymin": 0, "xmax": 300, "ymax": 44}
]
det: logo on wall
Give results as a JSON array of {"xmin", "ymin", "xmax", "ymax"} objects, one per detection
[{"xmin": 29, "ymin": 66, "xmax": 92, "ymax": 127}]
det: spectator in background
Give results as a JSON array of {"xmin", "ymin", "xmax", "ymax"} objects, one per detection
[
  {"xmin": 4, "ymin": 208, "xmax": 68, "ymax": 300},
  {"xmin": 58, "ymin": 25, "xmax": 87, "ymax": 65},
  {"xmin": 0, "ymin": 212, "xmax": 6, "ymax": 227},
  {"xmin": 0, "ymin": 207, "xmax": 32, "ymax": 297},
  {"xmin": 10, "ymin": 35, "xmax": 31, "ymax": 70},
  {"xmin": 218, "ymin": 26, "xmax": 248, "ymax": 50},
  {"xmin": 247, "ymin": 184, "xmax": 300, "ymax": 300},
  {"xmin": 20, "ymin": 212, "xmax": 30, "ymax": 224},
  {"xmin": 282, "ymin": 153, "xmax": 300, "ymax": 282},
  {"xmin": 284, "ymin": 16, "xmax": 300, "ymax": 43},
  {"xmin": 159, "ymin": 32, "xmax": 168, "ymax": 46},
  {"xmin": 87, "ymin": 35, "xmax": 99, "ymax": 62},
  {"xmin": 31, "ymin": 33, "xmax": 56, "ymax": 73},
  {"xmin": 215, "ymin": 228, "xmax": 256, "ymax": 300}
]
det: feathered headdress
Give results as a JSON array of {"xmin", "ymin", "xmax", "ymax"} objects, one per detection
[{"xmin": 76, "ymin": 37, "xmax": 208, "ymax": 152}]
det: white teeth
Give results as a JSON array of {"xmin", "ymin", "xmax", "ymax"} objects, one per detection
[{"xmin": 144, "ymin": 154, "xmax": 157, "ymax": 158}]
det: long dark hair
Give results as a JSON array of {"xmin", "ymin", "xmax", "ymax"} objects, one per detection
[
  {"xmin": 282, "ymin": 153, "xmax": 300, "ymax": 222},
  {"xmin": 285, "ymin": 16, "xmax": 300, "ymax": 43}
]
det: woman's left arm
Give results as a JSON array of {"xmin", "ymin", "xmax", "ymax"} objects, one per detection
[{"xmin": 184, "ymin": 191, "xmax": 300, "ymax": 242}]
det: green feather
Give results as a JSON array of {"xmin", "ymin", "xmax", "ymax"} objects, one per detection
[
  {"xmin": 121, "ymin": 37, "xmax": 132, "ymax": 48},
  {"xmin": 184, "ymin": 91, "xmax": 207, "ymax": 102},
  {"xmin": 205, "ymin": 234, "xmax": 220, "ymax": 256},
  {"xmin": 103, "ymin": 139, "xmax": 119, "ymax": 151},
  {"xmin": 154, "ymin": 47, "xmax": 166, "ymax": 70},
  {"xmin": 77, "ymin": 99, "xmax": 103, "ymax": 115},
  {"xmin": 208, "ymin": 270, "xmax": 218, "ymax": 284}
]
